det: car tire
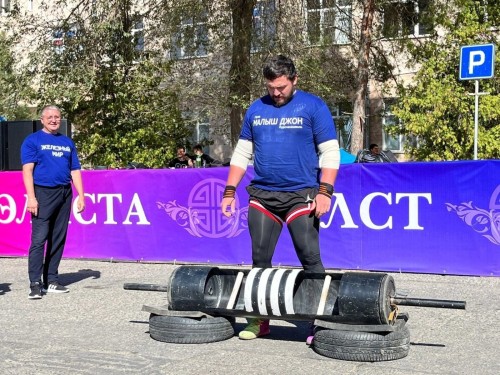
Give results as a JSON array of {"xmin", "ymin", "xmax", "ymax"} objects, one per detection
[
  {"xmin": 149, "ymin": 314, "xmax": 234, "ymax": 344},
  {"xmin": 312, "ymin": 326, "xmax": 410, "ymax": 362}
]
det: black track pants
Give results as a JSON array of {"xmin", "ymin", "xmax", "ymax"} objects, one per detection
[{"xmin": 28, "ymin": 184, "xmax": 72, "ymax": 284}]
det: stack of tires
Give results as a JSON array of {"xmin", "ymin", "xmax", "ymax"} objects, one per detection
[{"xmin": 148, "ymin": 314, "xmax": 410, "ymax": 362}]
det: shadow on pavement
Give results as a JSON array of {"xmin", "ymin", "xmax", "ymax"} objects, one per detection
[{"xmin": 59, "ymin": 269, "xmax": 101, "ymax": 286}]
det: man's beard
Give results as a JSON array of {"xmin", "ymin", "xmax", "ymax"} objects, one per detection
[{"xmin": 273, "ymin": 95, "xmax": 291, "ymax": 107}]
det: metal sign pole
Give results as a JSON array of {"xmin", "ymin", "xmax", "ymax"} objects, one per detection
[
  {"xmin": 460, "ymin": 44, "xmax": 495, "ymax": 161},
  {"xmin": 468, "ymin": 80, "xmax": 488, "ymax": 161},
  {"xmin": 474, "ymin": 80, "xmax": 479, "ymax": 160}
]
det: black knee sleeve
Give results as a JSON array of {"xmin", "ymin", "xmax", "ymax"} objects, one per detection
[
  {"xmin": 287, "ymin": 213, "xmax": 325, "ymax": 273},
  {"xmin": 248, "ymin": 204, "xmax": 283, "ymax": 268}
]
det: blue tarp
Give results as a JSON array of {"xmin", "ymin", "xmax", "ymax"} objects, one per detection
[{"xmin": 340, "ymin": 148, "xmax": 356, "ymax": 164}]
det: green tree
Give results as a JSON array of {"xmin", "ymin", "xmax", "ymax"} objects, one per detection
[
  {"xmin": 148, "ymin": 0, "xmax": 358, "ymax": 150},
  {"xmin": 10, "ymin": 0, "xmax": 475, "ymax": 161},
  {"xmin": 0, "ymin": 32, "xmax": 32, "ymax": 120},
  {"xmin": 9, "ymin": 0, "xmax": 190, "ymax": 168},
  {"xmin": 387, "ymin": 0, "xmax": 500, "ymax": 160},
  {"xmin": 146, "ymin": 0, "xmax": 236, "ymax": 149}
]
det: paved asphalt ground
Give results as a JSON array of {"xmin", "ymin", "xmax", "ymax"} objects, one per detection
[{"xmin": 1, "ymin": 257, "xmax": 499, "ymax": 375}]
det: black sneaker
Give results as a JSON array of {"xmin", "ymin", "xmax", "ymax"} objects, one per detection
[
  {"xmin": 43, "ymin": 282, "xmax": 69, "ymax": 294},
  {"xmin": 28, "ymin": 282, "xmax": 43, "ymax": 300}
]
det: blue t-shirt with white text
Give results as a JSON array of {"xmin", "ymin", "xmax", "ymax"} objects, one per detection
[
  {"xmin": 21, "ymin": 130, "xmax": 81, "ymax": 187},
  {"xmin": 240, "ymin": 90, "xmax": 337, "ymax": 191}
]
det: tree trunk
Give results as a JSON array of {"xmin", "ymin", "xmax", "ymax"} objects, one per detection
[
  {"xmin": 350, "ymin": 0, "xmax": 375, "ymax": 154},
  {"xmin": 228, "ymin": 0, "xmax": 255, "ymax": 148}
]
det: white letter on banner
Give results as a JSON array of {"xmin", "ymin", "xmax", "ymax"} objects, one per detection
[
  {"xmin": 98, "ymin": 194, "xmax": 122, "ymax": 224},
  {"xmin": 320, "ymin": 193, "xmax": 359, "ymax": 229},
  {"xmin": 360, "ymin": 192, "xmax": 392, "ymax": 230},
  {"xmin": 73, "ymin": 193, "xmax": 96, "ymax": 224},
  {"xmin": 16, "ymin": 195, "xmax": 29, "ymax": 223},
  {"xmin": 0, "ymin": 194, "xmax": 17, "ymax": 224},
  {"xmin": 469, "ymin": 51, "xmax": 485, "ymax": 74},
  {"xmin": 123, "ymin": 193, "xmax": 150, "ymax": 225},
  {"xmin": 396, "ymin": 193, "xmax": 432, "ymax": 230}
]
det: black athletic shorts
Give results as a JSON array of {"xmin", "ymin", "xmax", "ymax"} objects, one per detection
[{"xmin": 246, "ymin": 185, "xmax": 318, "ymax": 222}]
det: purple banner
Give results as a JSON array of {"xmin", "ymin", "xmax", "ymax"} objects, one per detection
[{"xmin": 1, "ymin": 161, "xmax": 499, "ymax": 276}]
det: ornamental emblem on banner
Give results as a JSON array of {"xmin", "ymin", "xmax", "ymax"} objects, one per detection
[
  {"xmin": 446, "ymin": 185, "xmax": 500, "ymax": 245},
  {"xmin": 156, "ymin": 178, "xmax": 248, "ymax": 238}
]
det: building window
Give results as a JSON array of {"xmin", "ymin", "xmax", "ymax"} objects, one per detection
[
  {"xmin": 252, "ymin": 0, "xmax": 276, "ymax": 52},
  {"xmin": 331, "ymin": 102, "xmax": 353, "ymax": 150},
  {"xmin": 1, "ymin": 0, "xmax": 10, "ymax": 15},
  {"xmin": 306, "ymin": 0, "xmax": 352, "ymax": 45},
  {"xmin": 382, "ymin": 100, "xmax": 404, "ymax": 152},
  {"xmin": 171, "ymin": 11, "xmax": 209, "ymax": 59},
  {"xmin": 194, "ymin": 118, "xmax": 209, "ymax": 144},
  {"xmin": 131, "ymin": 17, "xmax": 145, "ymax": 54},
  {"xmin": 185, "ymin": 113, "xmax": 210, "ymax": 145},
  {"xmin": 182, "ymin": 111, "xmax": 211, "ymax": 152},
  {"xmin": 382, "ymin": 0, "xmax": 433, "ymax": 38},
  {"xmin": 51, "ymin": 24, "xmax": 79, "ymax": 54}
]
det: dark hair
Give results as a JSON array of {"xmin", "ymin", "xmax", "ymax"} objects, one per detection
[
  {"xmin": 263, "ymin": 55, "xmax": 297, "ymax": 81},
  {"xmin": 369, "ymin": 144, "xmax": 379, "ymax": 151},
  {"xmin": 193, "ymin": 144, "xmax": 203, "ymax": 152},
  {"xmin": 176, "ymin": 146, "xmax": 186, "ymax": 152}
]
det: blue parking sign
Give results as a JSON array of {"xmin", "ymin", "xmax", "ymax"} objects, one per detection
[{"xmin": 459, "ymin": 44, "xmax": 495, "ymax": 80}]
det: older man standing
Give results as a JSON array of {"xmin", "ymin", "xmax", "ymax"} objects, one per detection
[{"xmin": 21, "ymin": 105, "xmax": 85, "ymax": 299}]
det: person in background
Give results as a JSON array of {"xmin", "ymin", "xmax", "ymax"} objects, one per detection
[
  {"xmin": 168, "ymin": 146, "xmax": 193, "ymax": 168},
  {"xmin": 360, "ymin": 143, "xmax": 391, "ymax": 163},
  {"xmin": 192, "ymin": 144, "xmax": 216, "ymax": 167},
  {"xmin": 21, "ymin": 105, "xmax": 85, "ymax": 299},
  {"xmin": 220, "ymin": 55, "xmax": 340, "ymax": 341}
]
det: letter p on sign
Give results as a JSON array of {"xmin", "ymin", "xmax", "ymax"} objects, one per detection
[
  {"xmin": 468, "ymin": 51, "xmax": 485, "ymax": 74},
  {"xmin": 459, "ymin": 44, "xmax": 495, "ymax": 80}
]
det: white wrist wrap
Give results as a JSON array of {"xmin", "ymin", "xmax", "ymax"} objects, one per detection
[
  {"xmin": 318, "ymin": 139, "xmax": 340, "ymax": 169},
  {"xmin": 230, "ymin": 139, "xmax": 254, "ymax": 170}
]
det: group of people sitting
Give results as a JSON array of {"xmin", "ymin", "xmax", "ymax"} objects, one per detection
[{"xmin": 168, "ymin": 145, "xmax": 218, "ymax": 169}]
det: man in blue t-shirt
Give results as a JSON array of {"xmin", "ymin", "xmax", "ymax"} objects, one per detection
[
  {"xmin": 220, "ymin": 55, "xmax": 340, "ymax": 340},
  {"xmin": 21, "ymin": 105, "xmax": 85, "ymax": 300}
]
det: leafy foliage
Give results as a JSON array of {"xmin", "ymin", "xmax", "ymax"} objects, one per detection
[
  {"xmin": 7, "ymin": 0, "xmax": 498, "ymax": 162},
  {"xmin": 69, "ymin": 60, "xmax": 189, "ymax": 168},
  {"xmin": 9, "ymin": 0, "xmax": 191, "ymax": 168},
  {"xmin": 387, "ymin": 0, "xmax": 500, "ymax": 160},
  {"xmin": 0, "ymin": 32, "xmax": 32, "ymax": 120},
  {"xmin": 296, "ymin": 48, "xmax": 355, "ymax": 107}
]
